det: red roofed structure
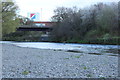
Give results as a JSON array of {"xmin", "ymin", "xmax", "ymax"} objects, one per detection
[{"xmin": 33, "ymin": 21, "xmax": 57, "ymax": 27}]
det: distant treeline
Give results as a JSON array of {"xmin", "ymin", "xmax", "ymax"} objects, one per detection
[
  {"xmin": 1, "ymin": 2, "xmax": 120, "ymax": 45},
  {"xmin": 50, "ymin": 2, "xmax": 120, "ymax": 45}
]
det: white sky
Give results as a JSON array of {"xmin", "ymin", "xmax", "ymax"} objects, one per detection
[{"xmin": 14, "ymin": 0, "xmax": 119, "ymax": 21}]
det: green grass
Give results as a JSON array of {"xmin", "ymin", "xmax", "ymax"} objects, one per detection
[
  {"xmin": 87, "ymin": 74, "xmax": 92, "ymax": 77},
  {"xmin": 108, "ymin": 76, "xmax": 112, "ymax": 77},
  {"xmin": 22, "ymin": 70, "xmax": 30, "ymax": 75},
  {"xmin": 74, "ymin": 55, "xmax": 81, "ymax": 58},
  {"xmin": 64, "ymin": 55, "xmax": 82, "ymax": 59},
  {"xmin": 93, "ymin": 67, "xmax": 97, "ymax": 70},
  {"xmin": 64, "ymin": 58, "xmax": 69, "ymax": 59},
  {"xmin": 83, "ymin": 66, "xmax": 87, "ymax": 70},
  {"xmin": 100, "ymin": 77, "xmax": 106, "ymax": 79}
]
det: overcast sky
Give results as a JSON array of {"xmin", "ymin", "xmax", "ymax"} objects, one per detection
[{"xmin": 14, "ymin": 0, "xmax": 119, "ymax": 21}]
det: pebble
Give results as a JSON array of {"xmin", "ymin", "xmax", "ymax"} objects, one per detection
[{"xmin": 2, "ymin": 43, "xmax": 118, "ymax": 78}]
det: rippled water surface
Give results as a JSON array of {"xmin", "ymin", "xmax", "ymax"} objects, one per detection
[{"xmin": 1, "ymin": 41, "xmax": 120, "ymax": 56}]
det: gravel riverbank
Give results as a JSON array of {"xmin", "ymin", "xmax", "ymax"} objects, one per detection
[{"xmin": 2, "ymin": 43, "xmax": 118, "ymax": 78}]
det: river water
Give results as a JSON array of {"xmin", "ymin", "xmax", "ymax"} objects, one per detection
[{"xmin": 0, "ymin": 41, "xmax": 120, "ymax": 56}]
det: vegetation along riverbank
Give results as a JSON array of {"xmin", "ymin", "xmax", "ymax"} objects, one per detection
[{"xmin": 1, "ymin": 2, "xmax": 120, "ymax": 45}]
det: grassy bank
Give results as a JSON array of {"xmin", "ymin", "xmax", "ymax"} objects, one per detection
[
  {"xmin": 2, "ymin": 31, "xmax": 44, "ymax": 42},
  {"xmin": 2, "ymin": 31, "xmax": 120, "ymax": 45},
  {"xmin": 65, "ymin": 37, "xmax": 120, "ymax": 45},
  {"xmin": 2, "ymin": 36, "xmax": 120, "ymax": 45}
]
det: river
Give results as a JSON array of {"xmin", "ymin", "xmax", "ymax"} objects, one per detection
[{"xmin": 0, "ymin": 41, "xmax": 120, "ymax": 56}]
